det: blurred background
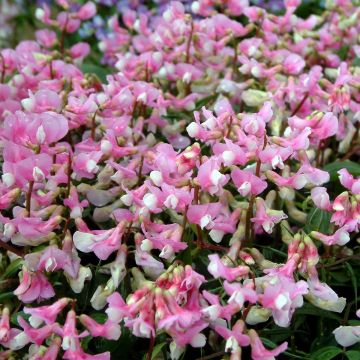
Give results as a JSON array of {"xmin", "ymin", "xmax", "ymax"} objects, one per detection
[{"xmin": 0, "ymin": 0, "xmax": 325, "ymax": 49}]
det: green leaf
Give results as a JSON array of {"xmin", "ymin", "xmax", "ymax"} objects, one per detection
[
  {"xmin": 345, "ymin": 263, "xmax": 358, "ymax": 308},
  {"xmin": 0, "ymin": 292, "xmax": 15, "ymax": 302},
  {"xmin": 305, "ymin": 207, "xmax": 332, "ymax": 234},
  {"xmin": 295, "ymin": 0, "xmax": 324, "ymax": 18},
  {"xmin": 261, "ymin": 338, "xmax": 308, "ymax": 359},
  {"xmin": 330, "ymin": 270, "xmax": 350, "ymax": 283},
  {"xmin": 324, "ymin": 161, "xmax": 360, "ymax": 182},
  {"xmin": 0, "ymin": 258, "xmax": 23, "ymax": 279},
  {"xmin": 90, "ymin": 312, "xmax": 107, "ymax": 324},
  {"xmin": 162, "ymin": 111, "xmax": 190, "ymax": 121},
  {"xmin": 261, "ymin": 328, "xmax": 293, "ymax": 343},
  {"xmin": 92, "ymin": 326, "xmax": 137, "ymax": 355},
  {"xmin": 151, "ymin": 342, "xmax": 167, "ymax": 360},
  {"xmin": 348, "ymin": 320, "xmax": 360, "ymax": 326},
  {"xmin": 346, "ymin": 350, "xmax": 360, "ymax": 360},
  {"xmin": 257, "ymin": 244, "xmax": 287, "ymax": 258},
  {"xmin": 353, "ymin": 57, "xmax": 360, "ymax": 67},
  {"xmin": 338, "ymin": 45, "xmax": 350, "ymax": 61},
  {"xmin": 176, "ymin": 244, "xmax": 193, "ymax": 265},
  {"xmin": 10, "ymin": 311, "xmax": 30, "ymax": 327},
  {"xmin": 296, "ymin": 304, "xmax": 342, "ymax": 322},
  {"xmin": 81, "ymin": 335, "xmax": 92, "ymax": 351},
  {"xmin": 310, "ymin": 346, "xmax": 343, "ymax": 360},
  {"xmin": 194, "ymin": 94, "xmax": 218, "ymax": 110},
  {"xmin": 81, "ymin": 63, "xmax": 110, "ymax": 83}
]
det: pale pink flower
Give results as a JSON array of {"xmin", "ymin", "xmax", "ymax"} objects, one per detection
[
  {"xmin": 23, "ymin": 298, "xmax": 70, "ymax": 327},
  {"xmin": 207, "ymin": 254, "xmax": 250, "ymax": 282},
  {"xmin": 231, "ymin": 169, "xmax": 267, "ymax": 197},
  {"xmin": 249, "ymin": 329, "xmax": 288, "ymax": 360},
  {"xmin": 14, "ymin": 268, "xmax": 55, "ymax": 303},
  {"xmin": 196, "ymin": 158, "xmax": 229, "ymax": 195}
]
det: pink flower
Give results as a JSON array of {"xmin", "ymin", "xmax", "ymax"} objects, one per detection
[
  {"xmin": 3, "ymin": 110, "xmax": 68, "ymax": 144},
  {"xmin": 16, "ymin": 316, "xmax": 57, "ymax": 347},
  {"xmin": 77, "ymin": 2, "xmax": 97, "ymax": 21},
  {"xmin": 135, "ymin": 249, "xmax": 164, "ymax": 278},
  {"xmin": 283, "ymin": 54, "xmax": 305, "ymax": 75},
  {"xmin": 311, "ymin": 227, "xmax": 350, "ymax": 246},
  {"xmin": 21, "ymin": 90, "xmax": 62, "ymax": 113},
  {"xmin": 213, "ymin": 139, "xmax": 247, "ymax": 166},
  {"xmin": 73, "ymin": 222, "xmax": 126, "ymax": 260},
  {"xmin": 79, "ymin": 315, "xmax": 121, "ymax": 340},
  {"xmin": 3, "ymin": 152, "xmax": 53, "ymax": 187},
  {"xmin": 64, "ymin": 187, "xmax": 89, "ymax": 219},
  {"xmin": 334, "ymin": 326, "xmax": 360, "ymax": 347},
  {"xmin": 252, "ymin": 198, "xmax": 287, "ymax": 234},
  {"xmin": 14, "ymin": 268, "xmax": 55, "ymax": 303},
  {"xmin": 196, "ymin": 158, "xmax": 229, "ymax": 195},
  {"xmin": 13, "ymin": 215, "xmax": 62, "ymax": 241},
  {"xmin": 23, "ymin": 298, "xmax": 70, "ymax": 327},
  {"xmin": 176, "ymin": 143, "xmax": 201, "ymax": 175},
  {"xmin": 223, "ymin": 281, "xmax": 258, "ymax": 308},
  {"xmin": 231, "ymin": 169, "xmax": 267, "ymax": 197},
  {"xmin": 258, "ymin": 274, "xmax": 308, "ymax": 327},
  {"xmin": 289, "ymin": 112, "xmax": 338, "ymax": 142},
  {"xmin": 338, "ymin": 168, "xmax": 360, "ymax": 194},
  {"xmin": 0, "ymin": 308, "xmax": 16, "ymax": 346},
  {"xmin": 298, "ymin": 161, "xmax": 330, "ymax": 186},
  {"xmin": 40, "ymin": 338, "xmax": 62, "ymax": 360},
  {"xmin": 249, "ymin": 329, "xmax": 288, "ymax": 360},
  {"xmin": 69, "ymin": 42, "xmax": 90, "ymax": 59},
  {"xmin": 60, "ymin": 310, "xmax": 87, "ymax": 352},
  {"xmin": 306, "ymin": 276, "xmax": 346, "ymax": 313},
  {"xmin": 141, "ymin": 220, "xmax": 187, "ymax": 258},
  {"xmin": 272, "ymin": 127, "xmax": 311, "ymax": 151},
  {"xmin": 311, "ymin": 187, "xmax": 332, "ymax": 211},
  {"xmin": 207, "ymin": 254, "xmax": 250, "ymax": 282},
  {"xmin": 72, "ymin": 151, "xmax": 103, "ymax": 179},
  {"xmin": 214, "ymin": 320, "xmax": 250, "ymax": 356},
  {"xmin": 0, "ymin": 188, "xmax": 21, "ymax": 209},
  {"xmin": 187, "ymin": 202, "xmax": 223, "ymax": 230},
  {"xmin": 259, "ymin": 144, "xmax": 293, "ymax": 170},
  {"xmin": 35, "ymin": 29, "xmax": 57, "ymax": 48},
  {"xmin": 201, "ymin": 290, "xmax": 238, "ymax": 322},
  {"xmin": 170, "ymin": 322, "xmax": 208, "ymax": 348},
  {"xmin": 55, "ymin": 310, "xmax": 110, "ymax": 360},
  {"xmin": 241, "ymin": 102, "xmax": 273, "ymax": 137},
  {"xmin": 105, "ymin": 292, "xmax": 127, "ymax": 323}
]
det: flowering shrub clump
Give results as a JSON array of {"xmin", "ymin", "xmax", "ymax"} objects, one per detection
[{"xmin": 0, "ymin": 0, "xmax": 360, "ymax": 359}]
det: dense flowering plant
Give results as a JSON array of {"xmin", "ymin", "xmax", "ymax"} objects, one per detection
[{"xmin": 0, "ymin": 0, "xmax": 360, "ymax": 359}]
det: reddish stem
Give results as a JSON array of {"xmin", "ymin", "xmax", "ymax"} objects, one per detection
[
  {"xmin": 60, "ymin": 15, "xmax": 69, "ymax": 59},
  {"xmin": 0, "ymin": 53, "xmax": 5, "ymax": 83},
  {"xmin": 26, "ymin": 181, "xmax": 34, "ymax": 217},
  {"xmin": 136, "ymin": 156, "xmax": 144, "ymax": 186},
  {"xmin": 290, "ymin": 92, "xmax": 309, "ymax": 117},
  {"xmin": 130, "ymin": 101, "xmax": 138, "ymax": 129},
  {"xmin": 195, "ymin": 242, "xmax": 228, "ymax": 252},
  {"xmin": 146, "ymin": 333, "xmax": 155, "ymax": 360},
  {"xmin": 194, "ymin": 185, "xmax": 204, "ymax": 248},
  {"xmin": 91, "ymin": 111, "xmax": 97, "ymax": 140},
  {"xmin": 0, "ymin": 239, "xmax": 24, "ymax": 257},
  {"xmin": 145, "ymin": 61, "xmax": 150, "ymax": 82},
  {"xmin": 226, "ymin": 116, "xmax": 233, "ymax": 138},
  {"xmin": 185, "ymin": 19, "xmax": 194, "ymax": 64},
  {"xmin": 49, "ymin": 60, "xmax": 54, "ymax": 79},
  {"xmin": 67, "ymin": 152, "xmax": 72, "ymax": 198},
  {"xmin": 244, "ymin": 135, "xmax": 267, "ymax": 247},
  {"xmin": 181, "ymin": 205, "xmax": 189, "ymax": 242},
  {"xmin": 341, "ymin": 145, "xmax": 360, "ymax": 161}
]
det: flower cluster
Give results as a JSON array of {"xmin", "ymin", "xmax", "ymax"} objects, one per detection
[{"xmin": 0, "ymin": 0, "xmax": 359, "ymax": 359}]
